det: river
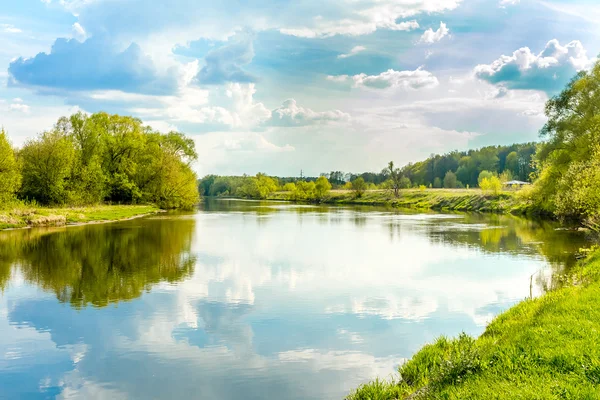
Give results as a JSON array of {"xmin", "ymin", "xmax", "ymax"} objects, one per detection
[{"xmin": 0, "ymin": 199, "xmax": 590, "ymax": 399}]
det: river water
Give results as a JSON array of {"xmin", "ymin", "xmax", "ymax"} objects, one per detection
[{"xmin": 0, "ymin": 199, "xmax": 589, "ymax": 399}]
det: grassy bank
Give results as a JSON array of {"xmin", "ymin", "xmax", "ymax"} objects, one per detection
[
  {"xmin": 0, "ymin": 204, "xmax": 160, "ymax": 230},
  {"xmin": 265, "ymin": 189, "xmax": 543, "ymax": 216},
  {"xmin": 347, "ymin": 247, "xmax": 600, "ymax": 400}
]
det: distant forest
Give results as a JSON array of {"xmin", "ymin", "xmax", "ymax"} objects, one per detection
[{"xmin": 198, "ymin": 142, "xmax": 537, "ymax": 197}]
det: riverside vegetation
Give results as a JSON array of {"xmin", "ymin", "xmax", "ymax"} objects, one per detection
[{"xmin": 0, "ymin": 112, "xmax": 199, "ymax": 229}]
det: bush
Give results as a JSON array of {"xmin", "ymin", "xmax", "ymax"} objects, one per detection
[
  {"xmin": 351, "ymin": 177, "xmax": 367, "ymax": 198},
  {"xmin": 480, "ymin": 176, "xmax": 502, "ymax": 195}
]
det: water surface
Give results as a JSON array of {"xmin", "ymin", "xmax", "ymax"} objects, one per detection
[{"xmin": 0, "ymin": 199, "xmax": 589, "ymax": 399}]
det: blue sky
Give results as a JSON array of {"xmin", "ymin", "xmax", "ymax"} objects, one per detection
[{"xmin": 1, "ymin": 0, "xmax": 599, "ymax": 176}]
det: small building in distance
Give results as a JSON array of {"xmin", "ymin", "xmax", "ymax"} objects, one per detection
[{"xmin": 504, "ymin": 180, "xmax": 531, "ymax": 188}]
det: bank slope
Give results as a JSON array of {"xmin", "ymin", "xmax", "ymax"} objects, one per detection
[
  {"xmin": 347, "ymin": 248, "xmax": 600, "ymax": 400},
  {"xmin": 267, "ymin": 189, "xmax": 543, "ymax": 216},
  {"xmin": 0, "ymin": 205, "xmax": 160, "ymax": 230}
]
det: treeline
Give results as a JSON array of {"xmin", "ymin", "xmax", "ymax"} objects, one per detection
[
  {"xmin": 339, "ymin": 142, "xmax": 537, "ymax": 189},
  {"xmin": 0, "ymin": 112, "xmax": 199, "ymax": 209},
  {"xmin": 198, "ymin": 174, "xmax": 333, "ymax": 201}
]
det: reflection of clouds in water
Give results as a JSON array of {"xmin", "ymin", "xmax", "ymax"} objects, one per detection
[{"xmin": 189, "ymin": 209, "xmax": 543, "ymax": 326}]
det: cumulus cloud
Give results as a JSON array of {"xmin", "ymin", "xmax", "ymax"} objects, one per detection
[
  {"xmin": 195, "ymin": 32, "xmax": 255, "ymax": 85},
  {"xmin": 328, "ymin": 68, "xmax": 439, "ymax": 90},
  {"xmin": 130, "ymin": 83, "xmax": 271, "ymax": 129},
  {"xmin": 474, "ymin": 39, "xmax": 597, "ymax": 94},
  {"xmin": 267, "ymin": 99, "xmax": 351, "ymax": 127},
  {"xmin": 8, "ymin": 36, "xmax": 178, "ymax": 94},
  {"xmin": 338, "ymin": 46, "xmax": 366, "ymax": 59},
  {"xmin": 419, "ymin": 22, "xmax": 449, "ymax": 44}
]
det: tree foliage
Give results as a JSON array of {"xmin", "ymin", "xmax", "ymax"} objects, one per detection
[
  {"xmin": 12, "ymin": 112, "xmax": 199, "ymax": 209},
  {"xmin": 351, "ymin": 177, "xmax": 367, "ymax": 198},
  {"xmin": 0, "ymin": 128, "xmax": 21, "ymax": 203},
  {"xmin": 532, "ymin": 60, "xmax": 600, "ymax": 227}
]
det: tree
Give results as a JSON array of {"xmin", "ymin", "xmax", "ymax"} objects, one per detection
[
  {"xmin": 283, "ymin": 182, "xmax": 296, "ymax": 192},
  {"xmin": 19, "ymin": 130, "xmax": 76, "ymax": 205},
  {"xmin": 480, "ymin": 176, "xmax": 502, "ymax": 195},
  {"xmin": 386, "ymin": 161, "xmax": 404, "ymax": 197},
  {"xmin": 531, "ymin": 60, "xmax": 600, "ymax": 225},
  {"xmin": 478, "ymin": 170, "xmax": 494, "ymax": 186},
  {"xmin": 443, "ymin": 171, "xmax": 458, "ymax": 188},
  {"xmin": 314, "ymin": 176, "xmax": 332, "ymax": 200},
  {"xmin": 433, "ymin": 177, "xmax": 442, "ymax": 188},
  {"xmin": 351, "ymin": 177, "xmax": 367, "ymax": 198},
  {"xmin": 0, "ymin": 128, "xmax": 21, "ymax": 202},
  {"xmin": 504, "ymin": 152, "xmax": 519, "ymax": 176}
]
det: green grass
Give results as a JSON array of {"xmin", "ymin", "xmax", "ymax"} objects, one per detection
[
  {"xmin": 267, "ymin": 189, "xmax": 544, "ymax": 216},
  {"xmin": 347, "ymin": 247, "xmax": 600, "ymax": 400},
  {"xmin": 0, "ymin": 204, "xmax": 159, "ymax": 230}
]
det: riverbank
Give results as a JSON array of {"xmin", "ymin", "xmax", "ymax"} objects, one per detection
[
  {"xmin": 261, "ymin": 188, "xmax": 544, "ymax": 216},
  {"xmin": 0, "ymin": 204, "xmax": 160, "ymax": 230},
  {"xmin": 347, "ymin": 246, "xmax": 600, "ymax": 399}
]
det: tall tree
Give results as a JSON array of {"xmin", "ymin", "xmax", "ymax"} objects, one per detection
[{"xmin": 0, "ymin": 128, "xmax": 21, "ymax": 202}]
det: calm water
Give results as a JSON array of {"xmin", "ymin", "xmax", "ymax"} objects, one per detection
[{"xmin": 0, "ymin": 199, "xmax": 590, "ymax": 399}]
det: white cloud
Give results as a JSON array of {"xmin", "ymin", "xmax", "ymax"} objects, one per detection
[
  {"xmin": 419, "ymin": 22, "xmax": 449, "ymax": 44},
  {"xmin": 338, "ymin": 46, "xmax": 366, "ymax": 59},
  {"xmin": 1, "ymin": 24, "xmax": 22, "ymax": 34},
  {"xmin": 217, "ymin": 133, "xmax": 295, "ymax": 153},
  {"xmin": 9, "ymin": 103, "xmax": 30, "ymax": 113},
  {"xmin": 72, "ymin": 22, "xmax": 87, "ymax": 41},
  {"xmin": 281, "ymin": 20, "xmax": 419, "ymax": 38},
  {"xmin": 474, "ymin": 39, "xmax": 597, "ymax": 93},
  {"xmin": 499, "ymin": 0, "xmax": 520, "ymax": 6},
  {"xmin": 267, "ymin": 99, "xmax": 351, "ymax": 127},
  {"xmin": 328, "ymin": 68, "xmax": 439, "ymax": 90}
]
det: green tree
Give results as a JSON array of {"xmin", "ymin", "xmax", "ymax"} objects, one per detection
[
  {"xmin": 314, "ymin": 176, "xmax": 332, "ymax": 200},
  {"xmin": 433, "ymin": 177, "xmax": 442, "ymax": 188},
  {"xmin": 532, "ymin": 60, "xmax": 600, "ymax": 223},
  {"xmin": 504, "ymin": 151, "xmax": 519, "ymax": 176},
  {"xmin": 283, "ymin": 182, "xmax": 296, "ymax": 192},
  {"xmin": 0, "ymin": 128, "xmax": 21, "ymax": 203},
  {"xmin": 478, "ymin": 170, "xmax": 494, "ymax": 187},
  {"xmin": 386, "ymin": 161, "xmax": 404, "ymax": 197},
  {"xmin": 480, "ymin": 176, "xmax": 502, "ymax": 195},
  {"xmin": 443, "ymin": 171, "xmax": 458, "ymax": 188},
  {"xmin": 351, "ymin": 177, "xmax": 367, "ymax": 198},
  {"xmin": 19, "ymin": 130, "xmax": 76, "ymax": 205}
]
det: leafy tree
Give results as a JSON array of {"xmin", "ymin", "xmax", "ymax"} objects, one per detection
[
  {"xmin": 478, "ymin": 170, "xmax": 494, "ymax": 186},
  {"xmin": 0, "ymin": 128, "xmax": 21, "ymax": 202},
  {"xmin": 19, "ymin": 130, "xmax": 76, "ymax": 205},
  {"xmin": 386, "ymin": 161, "xmax": 404, "ymax": 197},
  {"xmin": 480, "ymin": 176, "xmax": 502, "ymax": 195},
  {"xmin": 433, "ymin": 177, "xmax": 442, "ymax": 188},
  {"xmin": 314, "ymin": 176, "xmax": 332, "ymax": 200},
  {"xmin": 443, "ymin": 171, "xmax": 458, "ymax": 188},
  {"xmin": 283, "ymin": 182, "xmax": 296, "ymax": 192},
  {"xmin": 529, "ymin": 60, "xmax": 600, "ymax": 226},
  {"xmin": 400, "ymin": 176, "xmax": 412, "ymax": 189},
  {"xmin": 504, "ymin": 152, "xmax": 519, "ymax": 176},
  {"xmin": 351, "ymin": 177, "xmax": 367, "ymax": 198}
]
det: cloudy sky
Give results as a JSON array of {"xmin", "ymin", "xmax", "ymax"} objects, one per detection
[{"xmin": 1, "ymin": 0, "xmax": 599, "ymax": 176}]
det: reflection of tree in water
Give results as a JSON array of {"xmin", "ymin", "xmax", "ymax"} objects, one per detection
[
  {"xmin": 420, "ymin": 213, "xmax": 593, "ymax": 289},
  {"xmin": 0, "ymin": 217, "xmax": 196, "ymax": 307}
]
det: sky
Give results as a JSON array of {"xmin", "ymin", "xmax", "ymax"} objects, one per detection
[{"xmin": 1, "ymin": 0, "xmax": 599, "ymax": 177}]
